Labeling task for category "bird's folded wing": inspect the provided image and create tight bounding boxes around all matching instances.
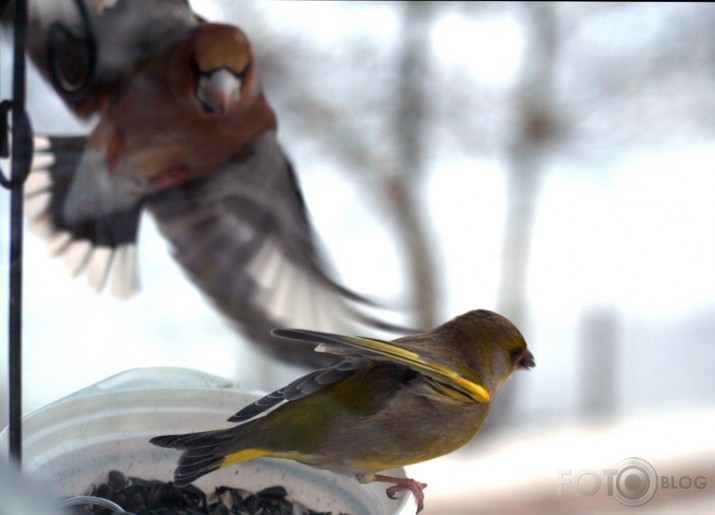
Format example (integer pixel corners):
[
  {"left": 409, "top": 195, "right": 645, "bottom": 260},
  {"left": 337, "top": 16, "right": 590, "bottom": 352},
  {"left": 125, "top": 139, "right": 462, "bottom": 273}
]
[
  {"left": 227, "top": 359, "right": 359, "bottom": 423},
  {"left": 24, "top": 135, "right": 142, "bottom": 298},
  {"left": 272, "top": 329, "right": 490, "bottom": 403}
]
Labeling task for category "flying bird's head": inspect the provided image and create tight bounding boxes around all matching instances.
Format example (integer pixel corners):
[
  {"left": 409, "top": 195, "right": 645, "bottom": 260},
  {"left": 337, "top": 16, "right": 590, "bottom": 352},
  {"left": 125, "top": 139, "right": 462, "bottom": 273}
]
[{"left": 188, "top": 24, "right": 255, "bottom": 115}]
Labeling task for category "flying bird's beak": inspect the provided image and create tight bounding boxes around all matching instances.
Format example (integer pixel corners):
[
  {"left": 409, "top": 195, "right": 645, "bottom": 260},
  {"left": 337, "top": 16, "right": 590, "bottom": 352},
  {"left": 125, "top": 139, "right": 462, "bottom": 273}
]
[{"left": 197, "top": 68, "right": 241, "bottom": 115}]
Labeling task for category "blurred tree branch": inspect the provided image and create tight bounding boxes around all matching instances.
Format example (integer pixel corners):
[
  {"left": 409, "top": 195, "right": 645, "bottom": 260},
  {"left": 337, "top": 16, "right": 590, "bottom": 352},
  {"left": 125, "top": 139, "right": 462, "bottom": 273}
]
[
  {"left": 491, "top": 2, "right": 560, "bottom": 428},
  {"left": 385, "top": 1, "right": 437, "bottom": 329},
  {"left": 498, "top": 2, "right": 559, "bottom": 326}
]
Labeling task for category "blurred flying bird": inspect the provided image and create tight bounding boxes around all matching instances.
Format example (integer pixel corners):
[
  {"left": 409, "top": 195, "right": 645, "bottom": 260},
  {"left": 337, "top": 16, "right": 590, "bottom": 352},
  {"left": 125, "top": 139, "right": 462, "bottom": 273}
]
[
  {"left": 9, "top": 0, "right": 407, "bottom": 366},
  {"left": 151, "top": 309, "right": 536, "bottom": 513}
]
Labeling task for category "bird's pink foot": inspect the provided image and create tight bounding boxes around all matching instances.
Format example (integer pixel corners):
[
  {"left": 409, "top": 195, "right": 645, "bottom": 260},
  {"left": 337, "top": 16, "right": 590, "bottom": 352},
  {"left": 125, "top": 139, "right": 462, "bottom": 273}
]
[{"left": 373, "top": 474, "right": 428, "bottom": 513}]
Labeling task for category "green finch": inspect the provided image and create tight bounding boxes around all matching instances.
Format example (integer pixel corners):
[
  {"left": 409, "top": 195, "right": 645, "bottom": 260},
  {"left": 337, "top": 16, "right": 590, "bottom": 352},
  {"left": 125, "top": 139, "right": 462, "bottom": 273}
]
[{"left": 150, "top": 309, "right": 535, "bottom": 513}]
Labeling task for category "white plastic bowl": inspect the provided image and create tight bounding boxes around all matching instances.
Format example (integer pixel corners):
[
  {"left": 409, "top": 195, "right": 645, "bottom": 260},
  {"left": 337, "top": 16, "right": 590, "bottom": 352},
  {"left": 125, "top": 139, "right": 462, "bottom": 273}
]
[{"left": 0, "top": 367, "right": 415, "bottom": 514}]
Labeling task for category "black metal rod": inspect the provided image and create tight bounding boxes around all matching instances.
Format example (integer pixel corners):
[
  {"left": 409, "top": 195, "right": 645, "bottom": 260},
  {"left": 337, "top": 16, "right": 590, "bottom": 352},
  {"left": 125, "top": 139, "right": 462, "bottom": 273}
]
[
  {"left": 8, "top": 0, "right": 29, "bottom": 466},
  {"left": 8, "top": 164, "right": 24, "bottom": 466},
  {"left": 3, "top": 0, "right": 93, "bottom": 466}
]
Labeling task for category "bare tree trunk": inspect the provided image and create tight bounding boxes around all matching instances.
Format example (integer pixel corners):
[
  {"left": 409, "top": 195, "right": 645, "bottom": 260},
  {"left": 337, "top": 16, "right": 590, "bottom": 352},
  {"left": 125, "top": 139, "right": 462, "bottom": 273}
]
[
  {"left": 491, "top": 2, "right": 559, "bottom": 428},
  {"left": 384, "top": 1, "right": 438, "bottom": 330},
  {"left": 499, "top": 2, "right": 558, "bottom": 327}
]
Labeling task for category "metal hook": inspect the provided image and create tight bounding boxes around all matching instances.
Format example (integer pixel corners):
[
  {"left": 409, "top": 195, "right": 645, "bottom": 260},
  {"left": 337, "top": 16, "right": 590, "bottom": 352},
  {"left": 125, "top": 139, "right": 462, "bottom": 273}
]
[
  {"left": 0, "top": 0, "right": 33, "bottom": 191},
  {"left": 46, "top": 0, "right": 97, "bottom": 102},
  {"left": 0, "top": 99, "right": 34, "bottom": 189}
]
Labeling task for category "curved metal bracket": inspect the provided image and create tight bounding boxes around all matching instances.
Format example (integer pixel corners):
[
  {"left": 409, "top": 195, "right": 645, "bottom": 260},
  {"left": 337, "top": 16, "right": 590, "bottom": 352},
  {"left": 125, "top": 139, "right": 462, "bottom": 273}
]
[
  {"left": 46, "top": 0, "right": 97, "bottom": 102},
  {"left": 0, "top": 99, "right": 34, "bottom": 189}
]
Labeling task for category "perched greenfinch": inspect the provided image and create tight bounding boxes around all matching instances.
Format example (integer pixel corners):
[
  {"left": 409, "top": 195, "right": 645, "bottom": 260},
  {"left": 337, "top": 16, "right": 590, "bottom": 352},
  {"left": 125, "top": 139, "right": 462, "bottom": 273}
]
[{"left": 150, "top": 309, "right": 535, "bottom": 513}]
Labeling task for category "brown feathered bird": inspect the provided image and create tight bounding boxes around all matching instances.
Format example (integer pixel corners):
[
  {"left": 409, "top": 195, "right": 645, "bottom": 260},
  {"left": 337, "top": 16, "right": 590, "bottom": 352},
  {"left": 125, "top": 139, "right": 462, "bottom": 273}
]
[{"left": 13, "top": 0, "right": 406, "bottom": 366}]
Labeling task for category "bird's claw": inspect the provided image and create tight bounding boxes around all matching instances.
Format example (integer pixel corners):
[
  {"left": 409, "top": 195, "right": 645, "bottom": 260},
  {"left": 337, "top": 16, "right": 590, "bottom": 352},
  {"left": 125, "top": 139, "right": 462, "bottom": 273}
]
[{"left": 373, "top": 475, "right": 428, "bottom": 513}]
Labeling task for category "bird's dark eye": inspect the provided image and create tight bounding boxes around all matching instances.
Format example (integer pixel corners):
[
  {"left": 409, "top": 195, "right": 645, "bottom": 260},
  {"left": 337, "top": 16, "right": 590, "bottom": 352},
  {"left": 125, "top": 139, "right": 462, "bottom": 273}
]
[
  {"left": 189, "top": 55, "right": 201, "bottom": 77},
  {"left": 510, "top": 349, "right": 522, "bottom": 360}
]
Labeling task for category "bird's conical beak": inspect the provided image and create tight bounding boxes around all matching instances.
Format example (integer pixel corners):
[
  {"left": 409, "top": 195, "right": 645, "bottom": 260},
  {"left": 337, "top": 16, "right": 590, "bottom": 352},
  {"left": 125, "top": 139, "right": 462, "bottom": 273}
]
[
  {"left": 197, "top": 68, "right": 241, "bottom": 115},
  {"left": 517, "top": 349, "right": 535, "bottom": 370}
]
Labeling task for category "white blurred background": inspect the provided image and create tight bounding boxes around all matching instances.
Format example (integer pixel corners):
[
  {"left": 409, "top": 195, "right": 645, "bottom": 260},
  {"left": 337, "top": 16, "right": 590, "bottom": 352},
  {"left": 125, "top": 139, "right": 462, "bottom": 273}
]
[{"left": 2, "top": 2, "right": 715, "bottom": 513}]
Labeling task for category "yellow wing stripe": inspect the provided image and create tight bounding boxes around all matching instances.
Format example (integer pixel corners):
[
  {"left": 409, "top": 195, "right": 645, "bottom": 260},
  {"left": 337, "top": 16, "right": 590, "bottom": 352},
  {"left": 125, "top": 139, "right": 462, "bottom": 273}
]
[
  {"left": 220, "top": 448, "right": 270, "bottom": 468},
  {"left": 453, "top": 375, "right": 490, "bottom": 402},
  {"left": 346, "top": 336, "right": 490, "bottom": 403}
]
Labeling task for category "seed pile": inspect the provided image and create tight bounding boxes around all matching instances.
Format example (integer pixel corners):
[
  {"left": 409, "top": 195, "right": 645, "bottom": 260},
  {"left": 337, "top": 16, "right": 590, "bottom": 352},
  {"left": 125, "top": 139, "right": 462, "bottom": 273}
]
[{"left": 67, "top": 470, "right": 345, "bottom": 515}]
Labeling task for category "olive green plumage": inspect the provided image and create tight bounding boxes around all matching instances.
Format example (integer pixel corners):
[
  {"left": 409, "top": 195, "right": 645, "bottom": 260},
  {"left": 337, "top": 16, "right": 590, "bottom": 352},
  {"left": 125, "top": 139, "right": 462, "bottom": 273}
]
[{"left": 151, "top": 309, "right": 534, "bottom": 512}]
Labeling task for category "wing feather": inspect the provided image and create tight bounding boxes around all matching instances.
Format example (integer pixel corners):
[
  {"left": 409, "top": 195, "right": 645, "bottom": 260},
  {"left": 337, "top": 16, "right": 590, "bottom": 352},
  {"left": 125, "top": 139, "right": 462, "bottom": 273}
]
[
  {"left": 226, "top": 359, "right": 359, "bottom": 424},
  {"left": 147, "top": 132, "right": 410, "bottom": 368},
  {"left": 24, "top": 135, "right": 142, "bottom": 297},
  {"left": 272, "top": 329, "right": 490, "bottom": 403}
]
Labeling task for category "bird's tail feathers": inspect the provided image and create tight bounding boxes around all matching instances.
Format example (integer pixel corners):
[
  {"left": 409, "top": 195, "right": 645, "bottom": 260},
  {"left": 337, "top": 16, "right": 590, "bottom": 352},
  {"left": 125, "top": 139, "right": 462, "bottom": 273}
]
[{"left": 150, "top": 429, "right": 267, "bottom": 487}]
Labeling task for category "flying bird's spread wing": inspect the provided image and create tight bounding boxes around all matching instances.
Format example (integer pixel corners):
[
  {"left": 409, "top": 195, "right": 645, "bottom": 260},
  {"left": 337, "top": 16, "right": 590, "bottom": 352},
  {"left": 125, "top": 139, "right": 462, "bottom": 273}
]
[
  {"left": 147, "top": 131, "right": 405, "bottom": 367},
  {"left": 14, "top": 0, "right": 409, "bottom": 367},
  {"left": 19, "top": 0, "right": 205, "bottom": 298},
  {"left": 24, "top": 135, "right": 142, "bottom": 298}
]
